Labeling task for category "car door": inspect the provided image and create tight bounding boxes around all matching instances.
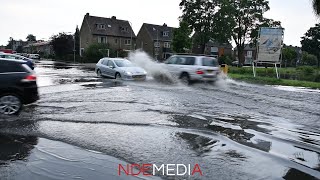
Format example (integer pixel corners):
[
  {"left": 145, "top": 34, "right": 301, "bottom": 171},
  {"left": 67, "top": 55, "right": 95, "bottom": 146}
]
[
  {"left": 165, "top": 56, "right": 178, "bottom": 75},
  {"left": 100, "top": 59, "right": 109, "bottom": 76},
  {"left": 106, "top": 60, "right": 117, "bottom": 78}
]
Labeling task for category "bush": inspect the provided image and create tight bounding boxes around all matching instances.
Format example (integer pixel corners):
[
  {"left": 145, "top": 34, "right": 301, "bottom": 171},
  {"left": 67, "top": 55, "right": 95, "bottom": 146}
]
[{"left": 83, "top": 43, "right": 115, "bottom": 63}]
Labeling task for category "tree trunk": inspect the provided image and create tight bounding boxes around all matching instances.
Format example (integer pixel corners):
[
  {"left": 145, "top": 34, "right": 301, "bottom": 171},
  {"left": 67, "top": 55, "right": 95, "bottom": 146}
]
[{"left": 237, "top": 48, "right": 245, "bottom": 66}]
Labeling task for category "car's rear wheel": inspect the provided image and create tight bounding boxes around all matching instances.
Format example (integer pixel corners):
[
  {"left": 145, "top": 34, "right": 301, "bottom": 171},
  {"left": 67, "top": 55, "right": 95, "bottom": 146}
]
[
  {"left": 0, "top": 94, "right": 22, "bottom": 115},
  {"left": 180, "top": 73, "right": 190, "bottom": 85}
]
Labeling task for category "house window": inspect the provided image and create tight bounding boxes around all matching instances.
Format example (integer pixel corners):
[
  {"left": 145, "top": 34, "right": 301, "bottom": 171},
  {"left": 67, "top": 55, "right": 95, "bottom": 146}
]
[
  {"left": 98, "top": 36, "right": 107, "bottom": 44},
  {"left": 115, "top": 39, "right": 118, "bottom": 44},
  {"left": 164, "top": 42, "right": 170, "bottom": 48},
  {"left": 247, "top": 51, "right": 253, "bottom": 58},
  {"left": 154, "top": 42, "right": 160, "bottom": 47},
  {"left": 97, "top": 24, "right": 106, "bottom": 29},
  {"left": 124, "top": 39, "right": 131, "bottom": 45},
  {"left": 163, "top": 31, "right": 169, "bottom": 37}
]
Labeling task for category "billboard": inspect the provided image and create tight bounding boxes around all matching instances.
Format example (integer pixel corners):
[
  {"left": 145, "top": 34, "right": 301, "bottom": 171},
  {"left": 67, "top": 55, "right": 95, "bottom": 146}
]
[{"left": 257, "top": 27, "right": 284, "bottom": 62}]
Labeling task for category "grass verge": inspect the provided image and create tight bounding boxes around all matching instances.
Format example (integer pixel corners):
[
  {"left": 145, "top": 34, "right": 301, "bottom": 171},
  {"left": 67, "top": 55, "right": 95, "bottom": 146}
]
[{"left": 228, "top": 73, "right": 320, "bottom": 89}]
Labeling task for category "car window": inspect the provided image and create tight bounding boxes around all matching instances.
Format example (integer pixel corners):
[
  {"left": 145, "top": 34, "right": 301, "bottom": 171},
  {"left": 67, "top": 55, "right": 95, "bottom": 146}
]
[
  {"left": 0, "top": 62, "right": 25, "bottom": 73},
  {"left": 166, "top": 57, "right": 177, "bottom": 64},
  {"left": 202, "top": 57, "right": 218, "bottom": 67},
  {"left": 114, "top": 60, "right": 134, "bottom": 67},
  {"left": 107, "top": 60, "right": 115, "bottom": 67},
  {"left": 102, "top": 60, "right": 108, "bottom": 66},
  {"left": 176, "top": 56, "right": 195, "bottom": 65}
]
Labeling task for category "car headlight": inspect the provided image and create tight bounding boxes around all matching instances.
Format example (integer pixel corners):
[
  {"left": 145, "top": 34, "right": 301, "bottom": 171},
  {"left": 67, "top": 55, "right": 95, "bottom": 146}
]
[{"left": 125, "top": 71, "right": 132, "bottom": 75}]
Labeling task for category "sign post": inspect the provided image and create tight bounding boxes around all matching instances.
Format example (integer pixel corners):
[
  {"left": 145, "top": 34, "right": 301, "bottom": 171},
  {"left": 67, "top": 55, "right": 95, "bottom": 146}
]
[{"left": 254, "top": 27, "right": 284, "bottom": 79}]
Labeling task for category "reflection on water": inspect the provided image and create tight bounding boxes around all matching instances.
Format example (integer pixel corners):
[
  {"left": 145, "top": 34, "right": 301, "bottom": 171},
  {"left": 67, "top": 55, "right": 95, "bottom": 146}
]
[
  {"left": 283, "top": 168, "right": 319, "bottom": 180},
  {"left": 0, "top": 134, "right": 38, "bottom": 164}
]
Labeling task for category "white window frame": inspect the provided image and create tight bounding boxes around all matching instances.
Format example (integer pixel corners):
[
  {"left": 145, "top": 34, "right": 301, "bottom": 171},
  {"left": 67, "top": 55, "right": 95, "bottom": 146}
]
[
  {"left": 98, "top": 24, "right": 106, "bottom": 29},
  {"left": 163, "top": 31, "right": 169, "bottom": 37},
  {"left": 124, "top": 39, "right": 131, "bottom": 45},
  {"left": 164, "top": 42, "right": 170, "bottom": 48},
  {"left": 154, "top": 42, "right": 160, "bottom": 48},
  {"left": 247, "top": 51, "right": 253, "bottom": 58},
  {"left": 98, "top": 36, "right": 107, "bottom": 44}
]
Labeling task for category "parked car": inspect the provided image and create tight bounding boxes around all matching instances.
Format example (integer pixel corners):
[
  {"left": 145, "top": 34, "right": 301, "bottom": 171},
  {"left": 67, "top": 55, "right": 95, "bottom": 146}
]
[
  {"left": 164, "top": 55, "right": 220, "bottom": 84},
  {"left": 95, "top": 58, "right": 147, "bottom": 80},
  {"left": 28, "top": 54, "right": 40, "bottom": 60},
  {"left": 0, "top": 58, "right": 39, "bottom": 115},
  {"left": 0, "top": 53, "right": 35, "bottom": 70}
]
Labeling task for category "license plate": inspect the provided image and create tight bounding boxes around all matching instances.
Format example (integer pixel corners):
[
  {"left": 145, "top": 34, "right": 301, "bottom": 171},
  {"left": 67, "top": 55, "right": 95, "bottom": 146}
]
[{"left": 207, "top": 70, "right": 213, "bottom": 73}]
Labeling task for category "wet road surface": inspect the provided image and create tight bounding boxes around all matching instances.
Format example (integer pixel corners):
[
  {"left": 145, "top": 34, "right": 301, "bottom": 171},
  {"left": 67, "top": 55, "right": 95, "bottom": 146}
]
[{"left": 0, "top": 60, "right": 319, "bottom": 180}]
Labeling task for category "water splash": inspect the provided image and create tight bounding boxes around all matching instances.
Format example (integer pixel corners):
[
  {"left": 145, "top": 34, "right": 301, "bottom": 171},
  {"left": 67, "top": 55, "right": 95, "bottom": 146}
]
[{"left": 128, "top": 50, "right": 177, "bottom": 84}]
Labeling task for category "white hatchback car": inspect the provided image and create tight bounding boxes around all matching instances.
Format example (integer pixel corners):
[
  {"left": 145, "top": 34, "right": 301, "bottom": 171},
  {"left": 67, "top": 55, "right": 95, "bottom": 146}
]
[
  {"left": 95, "top": 58, "right": 147, "bottom": 80},
  {"left": 164, "top": 55, "right": 220, "bottom": 84}
]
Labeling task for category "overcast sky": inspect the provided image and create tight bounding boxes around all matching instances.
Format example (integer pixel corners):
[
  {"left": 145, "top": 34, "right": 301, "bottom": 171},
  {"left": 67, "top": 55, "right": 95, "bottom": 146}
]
[{"left": 0, "top": 0, "right": 318, "bottom": 47}]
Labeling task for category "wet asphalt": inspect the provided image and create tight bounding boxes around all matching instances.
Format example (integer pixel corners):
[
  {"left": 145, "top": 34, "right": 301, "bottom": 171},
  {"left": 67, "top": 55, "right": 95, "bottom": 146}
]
[{"left": 0, "top": 60, "right": 319, "bottom": 180}]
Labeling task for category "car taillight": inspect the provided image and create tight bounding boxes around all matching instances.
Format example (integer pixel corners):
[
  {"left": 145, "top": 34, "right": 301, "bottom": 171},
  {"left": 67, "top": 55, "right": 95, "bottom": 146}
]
[
  {"left": 23, "top": 74, "right": 37, "bottom": 81},
  {"left": 196, "top": 70, "right": 204, "bottom": 75}
]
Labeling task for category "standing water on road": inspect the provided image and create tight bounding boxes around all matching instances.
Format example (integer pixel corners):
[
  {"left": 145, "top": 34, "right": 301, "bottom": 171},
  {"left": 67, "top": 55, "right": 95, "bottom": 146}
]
[{"left": 0, "top": 60, "right": 319, "bottom": 180}]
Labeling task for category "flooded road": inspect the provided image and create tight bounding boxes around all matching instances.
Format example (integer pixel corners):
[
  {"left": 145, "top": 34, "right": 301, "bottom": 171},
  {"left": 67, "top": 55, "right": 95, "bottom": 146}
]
[{"left": 0, "top": 60, "right": 319, "bottom": 180}]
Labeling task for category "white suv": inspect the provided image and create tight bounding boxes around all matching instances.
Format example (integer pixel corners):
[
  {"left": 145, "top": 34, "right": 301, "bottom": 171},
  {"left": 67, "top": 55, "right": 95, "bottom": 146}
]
[{"left": 164, "top": 55, "right": 220, "bottom": 84}]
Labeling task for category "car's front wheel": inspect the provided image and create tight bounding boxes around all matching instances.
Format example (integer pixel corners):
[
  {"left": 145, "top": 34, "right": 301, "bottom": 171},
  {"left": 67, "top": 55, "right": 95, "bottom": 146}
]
[
  {"left": 0, "top": 94, "right": 22, "bottom": 115},
  {"left": 97, "top": 69, "right": 102, "bottom": 77},
  {"left": 115, "top": 73, "right": 122, "bottom": 80}
]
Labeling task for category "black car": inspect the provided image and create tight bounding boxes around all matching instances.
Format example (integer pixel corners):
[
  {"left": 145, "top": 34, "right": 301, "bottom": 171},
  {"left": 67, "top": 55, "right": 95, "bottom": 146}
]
[{"left": 0, "top": 58, "right": 39, "bottom": 115}]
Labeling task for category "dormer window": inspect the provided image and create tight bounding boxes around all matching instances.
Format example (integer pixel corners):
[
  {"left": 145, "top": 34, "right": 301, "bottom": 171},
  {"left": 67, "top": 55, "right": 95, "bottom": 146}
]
[
  {"left": 163, "top": 31, "right": 169, "bottom": 37},
  {"left": 97, "top": 24, "right": 106, "bottom": 30}
]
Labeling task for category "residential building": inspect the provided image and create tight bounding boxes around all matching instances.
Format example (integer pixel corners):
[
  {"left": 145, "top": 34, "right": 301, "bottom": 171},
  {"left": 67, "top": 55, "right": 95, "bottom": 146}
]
[
  {"left": 234, "top": 44, "right": 257, "bottom": 64},
  {"left": 136, "top": 23, "right": 175, "bottom": 61},
  {"left": 192, "top": 39, "right": 233, "bottom": 58},
  {"left": 23, "top": 41, "right": 53, "bottom": 56},
  {"left": 79, "top": 13, "right": 136, "bottom": 57}
]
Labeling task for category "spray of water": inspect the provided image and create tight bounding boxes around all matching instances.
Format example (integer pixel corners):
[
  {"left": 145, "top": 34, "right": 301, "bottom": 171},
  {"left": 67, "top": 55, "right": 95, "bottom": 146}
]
[{"left": 128, "top": 50, "right": 177, "bottom": 84}]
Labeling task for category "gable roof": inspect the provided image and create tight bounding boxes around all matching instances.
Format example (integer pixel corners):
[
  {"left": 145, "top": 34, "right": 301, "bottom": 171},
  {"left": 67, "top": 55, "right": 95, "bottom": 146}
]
[
  {"left": 142, "top": 23, "right": 175, "bottom": 41},
  {"left": 84, "top": 13, "right": 136, "bottom": 38}
]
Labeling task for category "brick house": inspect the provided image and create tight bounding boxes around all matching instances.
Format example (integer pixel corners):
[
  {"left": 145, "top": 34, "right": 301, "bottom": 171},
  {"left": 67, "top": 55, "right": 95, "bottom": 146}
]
[
  {"left": 79, "top": 13, "right": 136, "bottom": 56},
  {"left": 136, "top": 23, "right": 175, "bottom": 61},
  {"left": 23, "top": 41, "right": 53, "bottom": 56},
  {"left": 234, "top": 44, "right": 257, "bottom": 65},
  {"left": 192, "top": 39, "right": 233, "bottom": 58}
]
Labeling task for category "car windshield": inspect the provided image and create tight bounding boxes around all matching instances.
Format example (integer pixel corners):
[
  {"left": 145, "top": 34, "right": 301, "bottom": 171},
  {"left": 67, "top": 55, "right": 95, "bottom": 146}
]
[
  {"left": 202, "top": 57, "right": 218, "bottom": 67},
  {"left": 114, "top": 60, "right": 134, "bottom": 67}
]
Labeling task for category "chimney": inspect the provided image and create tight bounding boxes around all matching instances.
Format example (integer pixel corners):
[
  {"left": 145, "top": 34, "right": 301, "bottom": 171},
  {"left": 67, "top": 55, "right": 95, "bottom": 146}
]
[
  {"left": 163, "top": 23, "right": 167, "bottom": 27},
  {"left": 112, "top": 16, "right": 116, "bottom": 20}
]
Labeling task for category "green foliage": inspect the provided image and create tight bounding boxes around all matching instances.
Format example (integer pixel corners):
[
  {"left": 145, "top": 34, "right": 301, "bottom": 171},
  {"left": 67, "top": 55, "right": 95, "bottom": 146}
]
[
  {"left": 301, "top": 23, "right": 320, "bottom": 67},
  {"left": 218, "top": 55, "right": 233, "bottom": 65},
  {"left": 282, "top": 47, "right": 297, "bottom": 67},
  {"left": 179, "top": 0, "right": 281, "bottom": 64},
  {"left": 312, "top": 0, "right": 320, "bottom": 16},
  {"left": 26, "top": 34, "right": 36, "bottom": 42},
  {"left": 50, "top": 33, "right": 74, "bottom": 58},
  {"left": 229, "top": 74, "right": 320, "bottom": 89},
  {"left": 83, "top": 43, "right": 112, "bottom": 63},
  {"left": 172, "top": 21, "right": 192, "bottom": 53},
  {"left": 16, "top": 46, "right": 23, "bottom": 53},
  {"left": 301, "top": 51, "right": 318, "bottom": 66}
]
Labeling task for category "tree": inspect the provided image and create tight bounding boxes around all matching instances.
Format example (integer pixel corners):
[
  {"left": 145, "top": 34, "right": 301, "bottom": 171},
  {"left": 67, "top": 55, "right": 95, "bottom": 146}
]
[
  {"left": 179, "top": 0, "right": 281, "bottom": 65},
  {"left": 219, "top": 0, "right": 281, "bottom": 65},
  {"left": 75, "top": 26, "right": 80, "bottom": 55},
  {"left": 5, "top": 37, "right": 14, "bottom": 49},
  {"left": 26, "top": 34, "right": 36, "bottom": 42},
  {"left": 179, "top": 0, "right": 229, "bottom": 52},
  {"left": 16, "top": 46, "right": 23, "bottom": 53},
  {"left": 312, "top": 0, "right": 320, "bottom": 16},
  {"left": 172, "top": 21, "right": 192, "bottom": 53},
  {"left": 282, "top": 47, "right": 297, "bottom": 67},
  {"left": 302, "top": 52, "right": 318, "bottom": 66},
  {"left": 50, "top": 33, "right": 74, "bottom": 58},
  {"left": 301, "top": 23, "right": 320, "bottom": 67}
]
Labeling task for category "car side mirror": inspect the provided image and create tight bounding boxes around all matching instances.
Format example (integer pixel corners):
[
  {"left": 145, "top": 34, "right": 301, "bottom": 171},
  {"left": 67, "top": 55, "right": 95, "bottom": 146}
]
[{"left": 109, "top": 66, "right": 114, "bottom": 69}]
